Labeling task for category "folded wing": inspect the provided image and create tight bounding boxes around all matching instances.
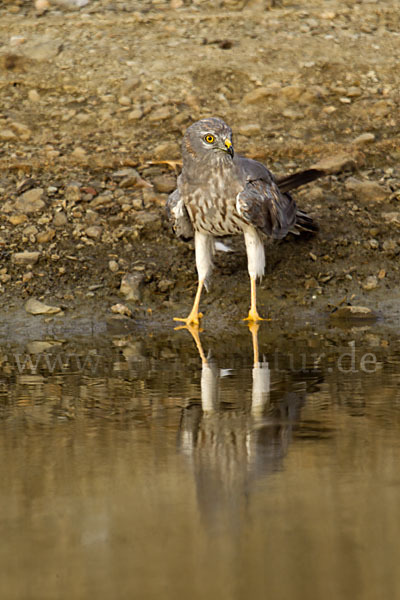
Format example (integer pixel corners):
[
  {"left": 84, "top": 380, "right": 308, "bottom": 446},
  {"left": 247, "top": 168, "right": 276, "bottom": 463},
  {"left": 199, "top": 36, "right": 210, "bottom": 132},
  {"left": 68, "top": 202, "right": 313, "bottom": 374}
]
[{"left": 236, "top": 160, "right": 297, "bottom": 239}]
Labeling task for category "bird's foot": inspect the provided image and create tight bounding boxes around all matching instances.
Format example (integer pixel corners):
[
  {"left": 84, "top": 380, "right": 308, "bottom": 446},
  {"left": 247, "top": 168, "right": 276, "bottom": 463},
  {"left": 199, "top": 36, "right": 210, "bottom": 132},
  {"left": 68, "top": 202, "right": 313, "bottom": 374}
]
[
  {"left": 243, "top": 308, "right": 270, "bottom": 323},
  {"left": 173, "top": 312, "right": 204, "bottom": 328}
]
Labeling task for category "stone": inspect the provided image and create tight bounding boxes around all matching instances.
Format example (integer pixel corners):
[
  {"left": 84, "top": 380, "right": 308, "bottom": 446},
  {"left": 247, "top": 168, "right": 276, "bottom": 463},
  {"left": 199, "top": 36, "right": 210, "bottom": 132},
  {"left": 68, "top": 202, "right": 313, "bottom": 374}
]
[
  {"left": 37, "top": 228, "right": 55, "bottom": 243},
  {"left": 71, "top": 147, "right": 87, "bottom": 163},
  {"left": 10, "top": 35, "right": 26, "bottom": 46},
  {"left": 312, "top": 153, "right": 357, "bottom": 174},
  {"left": 118, "top": 96, "right": 131, "bottom": 106},
  {"left": 110, "top": 303, "right": 133, "bottom": 318},
  {"left": 120, "top": 176, "right": 142, "bottom": 189},
  {"left": 238, "top": 123, "right": 261, "bottom": 137},
  {"left": 306, "top": 186, "right": 325, "bottom": 202},
  {"left": 28, "top": 89, "right": 40, "bottom": 102},
  {"left": 382, "top": 239, "right": 397, "bottom": 253},
  {"left": 353, "top": 132, "right": 375, "bottom": 145},
  {"left": 383, "top": 212, "right": 400, "bottom": 225},
  {"left": 322, "top": 106, "right": 336, "bottom": 114},
  {"left": 25, "top": 298, "right": 61, "bottom": 315},
  {"left": 152, "top": 175, "right": 176, "bottom": 194},
  {"left": 113, "top": 168, "right": 139, "bottom": 180},
  {"left": 346, "top": 87, "right": 362, "bottom": 97},
  {"left": 128, "top": 109, "right": 143, "bottom": 121},
  {"left": 85, "top": 226, "right": 103, "bottom": 239},
  {"left": 12, "top": 251, "right": 40, "bottom": 265},
  {"left": 26, "top": 341, "right": 61, "bottom": 353},
  {"left": 24, "top": 39, "right": 62, "bottom": 62},
  {"left": 109, "top": 260, "right": 119, "bottom": 273},
  {"left": 134, "top": 211, "right": 162, "bottom": 232},
  {"left": 241, "top": 87, "right": 275, "bottom": 105},
  {"left": 15, "top": 188, "right": 45, "bottom": 213},
  {"left": 64, "top": 184, "right": 81, "bottom": 202},
  {"left": 121, "top": 76, "right": 141, "bottom": 94},
  {"left": 34, "top": 0, "right": 50, "bottom": 13},
  {"left": 280, "top": 85, "right": 305, "bottom": 101},
  {"left": 132, "top": 198, "right": 144, "bottom": 211},
  {"left": 362, "top": 276, "right": 378, "bottom": 291},
  {"left": 85, "top": 209, "right": 99, "bottom": 225},
  {"left": 345, "top": 178, "right": 389, "bottom": 203},
  {"left": 158, "top": 279, "right": 174, "bottom": 292},
  {"left": 0, "top": 271, "right": 11, "bottom": 283},
  {"left": 90, "top": 194, "right": 112, "bottom": 209},
  {"left": 321, "top": 11, "right": 336, "bottom": 19},
  {"left": 53, "top": 212, "right": 67, "bottom": 227},
  {"left": 10, "top": 121, "right": 32, "bottom": 140},
  {"left": 282, "top": 108, "right": 304, "bottom": 120},
  {"left": 120, "top": 273, "right": 144, "bottom": 302},
  {"left": 330, "top": 305, "right": 378, "bottom": 322},
  {"left": 148, "top": 106, "right": 172, "bottom": 122},
  {"left": 23, "top": 225, "right": 38, "bottom": 236},
  {"left": 378, "top": 269, "right": 386, "bottom": 279},
  {"left": 0, "top": 129, "right": 17, "bottom": 141},
  {"left": 8, "top": 214, "right": 28, "bottom": 225},
  {"left": 153, "top": 141, "right": 179, "bottom": 160},
  {"left": 369, "top": 100, "right": 391, "bottom": 118}
]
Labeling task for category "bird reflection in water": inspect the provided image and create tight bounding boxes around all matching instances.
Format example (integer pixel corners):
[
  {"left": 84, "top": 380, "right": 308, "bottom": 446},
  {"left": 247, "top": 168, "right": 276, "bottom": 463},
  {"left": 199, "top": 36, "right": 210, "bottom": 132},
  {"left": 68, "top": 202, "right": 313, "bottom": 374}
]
[{"left": 177, "top": 324, "right": 308, "bottom": 527}]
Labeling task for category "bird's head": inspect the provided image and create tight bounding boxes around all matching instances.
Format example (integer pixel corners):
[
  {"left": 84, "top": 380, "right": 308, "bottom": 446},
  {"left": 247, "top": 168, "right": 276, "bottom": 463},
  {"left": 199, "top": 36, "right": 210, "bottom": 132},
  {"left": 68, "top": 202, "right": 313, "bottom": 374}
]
[{"left": 182, "top": 118, "right": 234, "bottom": 164}]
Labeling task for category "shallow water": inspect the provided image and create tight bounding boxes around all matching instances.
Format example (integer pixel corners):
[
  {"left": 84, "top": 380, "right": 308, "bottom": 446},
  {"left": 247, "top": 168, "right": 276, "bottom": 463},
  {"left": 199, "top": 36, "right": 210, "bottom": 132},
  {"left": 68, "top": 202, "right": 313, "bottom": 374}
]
[{"left": 1, "top": 320, "right": 400, "bottom": 600}]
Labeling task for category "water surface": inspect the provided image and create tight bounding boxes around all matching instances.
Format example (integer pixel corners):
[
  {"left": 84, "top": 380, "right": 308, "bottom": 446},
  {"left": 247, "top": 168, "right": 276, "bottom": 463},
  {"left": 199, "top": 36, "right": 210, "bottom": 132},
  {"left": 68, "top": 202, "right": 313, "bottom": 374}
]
[{"left": 1, "top": 320, "right": 400, "bottom": 600}]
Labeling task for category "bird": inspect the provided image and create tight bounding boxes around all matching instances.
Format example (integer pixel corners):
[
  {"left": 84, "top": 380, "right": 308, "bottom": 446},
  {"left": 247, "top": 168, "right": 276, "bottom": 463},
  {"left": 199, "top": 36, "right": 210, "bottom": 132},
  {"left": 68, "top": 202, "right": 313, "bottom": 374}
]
[{"left": 166, "top": 117, "right": 324, "bottom": 325}]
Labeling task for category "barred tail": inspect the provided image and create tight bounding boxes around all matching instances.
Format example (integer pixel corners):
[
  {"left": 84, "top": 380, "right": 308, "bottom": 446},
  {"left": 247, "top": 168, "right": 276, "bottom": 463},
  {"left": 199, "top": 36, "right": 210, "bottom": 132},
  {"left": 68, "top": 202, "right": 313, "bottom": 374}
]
[
  {"left": 277, "top": 168, "right": 326, "bottom": 193},
  {"left": 294, "top": 209, "right": 319, "bottom": 233}
]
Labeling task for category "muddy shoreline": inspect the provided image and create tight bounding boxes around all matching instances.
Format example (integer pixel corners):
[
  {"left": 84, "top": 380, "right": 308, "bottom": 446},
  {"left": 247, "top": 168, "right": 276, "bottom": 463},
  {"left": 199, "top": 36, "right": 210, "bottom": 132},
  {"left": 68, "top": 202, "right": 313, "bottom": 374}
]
[{"left": 0, "top": 0, "right": 399, "bottom": 334}]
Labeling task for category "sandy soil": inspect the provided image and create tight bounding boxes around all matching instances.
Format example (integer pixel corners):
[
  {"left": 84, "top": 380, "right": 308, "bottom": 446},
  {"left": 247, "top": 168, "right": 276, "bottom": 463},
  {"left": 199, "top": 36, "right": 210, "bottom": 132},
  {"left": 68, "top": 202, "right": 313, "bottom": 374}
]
[{"left": 0, "top": 0, "right": 399, "bottom": 329}]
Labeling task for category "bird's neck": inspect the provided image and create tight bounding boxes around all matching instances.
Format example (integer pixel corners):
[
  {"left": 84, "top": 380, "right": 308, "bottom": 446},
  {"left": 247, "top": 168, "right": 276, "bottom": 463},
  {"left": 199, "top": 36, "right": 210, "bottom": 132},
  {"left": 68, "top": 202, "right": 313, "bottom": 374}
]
[{"left": 183, "top": 153, "right": 234, "bottom": 184}]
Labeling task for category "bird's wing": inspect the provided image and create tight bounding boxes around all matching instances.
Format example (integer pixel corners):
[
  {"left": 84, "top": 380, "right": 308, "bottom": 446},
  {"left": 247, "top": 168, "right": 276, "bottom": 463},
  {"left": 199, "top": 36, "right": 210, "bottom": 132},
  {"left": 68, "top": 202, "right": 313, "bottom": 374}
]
[
  {"left": 166, "top": 187, "right": 193, "bottom": 240},
  {"left": 235, "top": 156, "right": 297, "bottom": 239}
]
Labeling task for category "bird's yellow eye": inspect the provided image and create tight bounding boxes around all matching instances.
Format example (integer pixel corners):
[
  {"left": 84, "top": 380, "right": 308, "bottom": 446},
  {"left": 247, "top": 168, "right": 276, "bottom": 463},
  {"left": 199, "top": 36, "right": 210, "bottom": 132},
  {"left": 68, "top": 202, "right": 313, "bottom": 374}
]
[{"left": 204, "top": 134, "right": 215, "bottom": 144}]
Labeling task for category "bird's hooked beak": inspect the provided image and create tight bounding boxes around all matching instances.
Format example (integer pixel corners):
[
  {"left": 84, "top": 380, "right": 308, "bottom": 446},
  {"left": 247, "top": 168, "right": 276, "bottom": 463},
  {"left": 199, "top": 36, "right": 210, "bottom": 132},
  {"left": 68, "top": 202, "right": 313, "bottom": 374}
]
[{"left": 224, "top": 138, "right": 234, "bottom": 157}]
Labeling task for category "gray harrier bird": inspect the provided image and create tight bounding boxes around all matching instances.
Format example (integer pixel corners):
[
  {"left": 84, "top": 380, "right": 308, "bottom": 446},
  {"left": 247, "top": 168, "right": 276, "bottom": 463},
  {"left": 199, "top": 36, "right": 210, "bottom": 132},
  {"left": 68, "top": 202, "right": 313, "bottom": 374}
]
[{"left": 167, "top": 117, "right": 323, "bottom": 325}]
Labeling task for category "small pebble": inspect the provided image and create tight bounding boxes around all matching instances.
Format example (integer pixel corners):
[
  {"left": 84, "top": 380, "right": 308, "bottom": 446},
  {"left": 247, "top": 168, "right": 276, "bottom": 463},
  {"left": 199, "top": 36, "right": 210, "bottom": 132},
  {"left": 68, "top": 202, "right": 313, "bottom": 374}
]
[
  {"left": 353, "top": 132, "right": 375, "bottom": 145},
  {"left": 109, "top": 260, "right": 119, "bottom": 273},
  {"left": 331, "top": 305, "right": 377, "bottom": 322},
  {"left": 85, "top": 226, "right": 103, "bottom": 239},
  {"left": 15, "top": 188, "right": 45, "bottom": 214},
  {"left": 110, "top": 303, "right": 132, "bottom": 318},
  {"left": 25, "top": 298, "right": 61, "bottom": 315},
  {"left": 363, "top": 276, "right": 378, "bottom": 291},
  {"left": 28, "top": 90, "right": 40, "bottom": 103},
  {"left": 120, "top": 272, "right": 144, "bottom": 302},
  {"left": 53, "top": 212, "right": 67, "bottom": 227},
  {"left": 12, "top": 251, "right": 41, "bottom": 265}
]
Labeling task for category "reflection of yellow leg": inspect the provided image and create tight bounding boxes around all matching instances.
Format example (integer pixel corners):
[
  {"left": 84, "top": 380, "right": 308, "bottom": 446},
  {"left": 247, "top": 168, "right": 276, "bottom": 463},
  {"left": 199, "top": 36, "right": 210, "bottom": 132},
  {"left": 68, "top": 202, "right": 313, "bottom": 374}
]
[
  {"left": 243, "top": 276, "right": 268, "bottom": 322},
  {"left": 247, "top": 321, "right": 260, "bottom": 367},
  {"left": 174, "top": 278, "right": 204, "bottom": 327},
  {"left": 177, "top": 322, "right": 208, "bottom": 364}
]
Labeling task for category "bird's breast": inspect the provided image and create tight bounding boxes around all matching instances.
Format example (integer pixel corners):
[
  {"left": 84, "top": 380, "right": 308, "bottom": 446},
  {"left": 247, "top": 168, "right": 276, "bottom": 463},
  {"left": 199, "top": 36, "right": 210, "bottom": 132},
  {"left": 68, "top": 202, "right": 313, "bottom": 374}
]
[{"left": 181, "top": 171, "right": 244, "bottom": 236}]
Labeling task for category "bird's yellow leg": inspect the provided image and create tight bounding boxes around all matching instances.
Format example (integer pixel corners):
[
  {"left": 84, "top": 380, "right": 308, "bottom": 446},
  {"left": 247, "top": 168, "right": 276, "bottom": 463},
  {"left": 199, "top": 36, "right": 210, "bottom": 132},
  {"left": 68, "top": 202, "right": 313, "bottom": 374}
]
[
  {"left": 243, "top": 276, "right": 268, "bottom": 322},
  {"left": 174, "top": 278, "right": 204, "bottom": 326}
]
